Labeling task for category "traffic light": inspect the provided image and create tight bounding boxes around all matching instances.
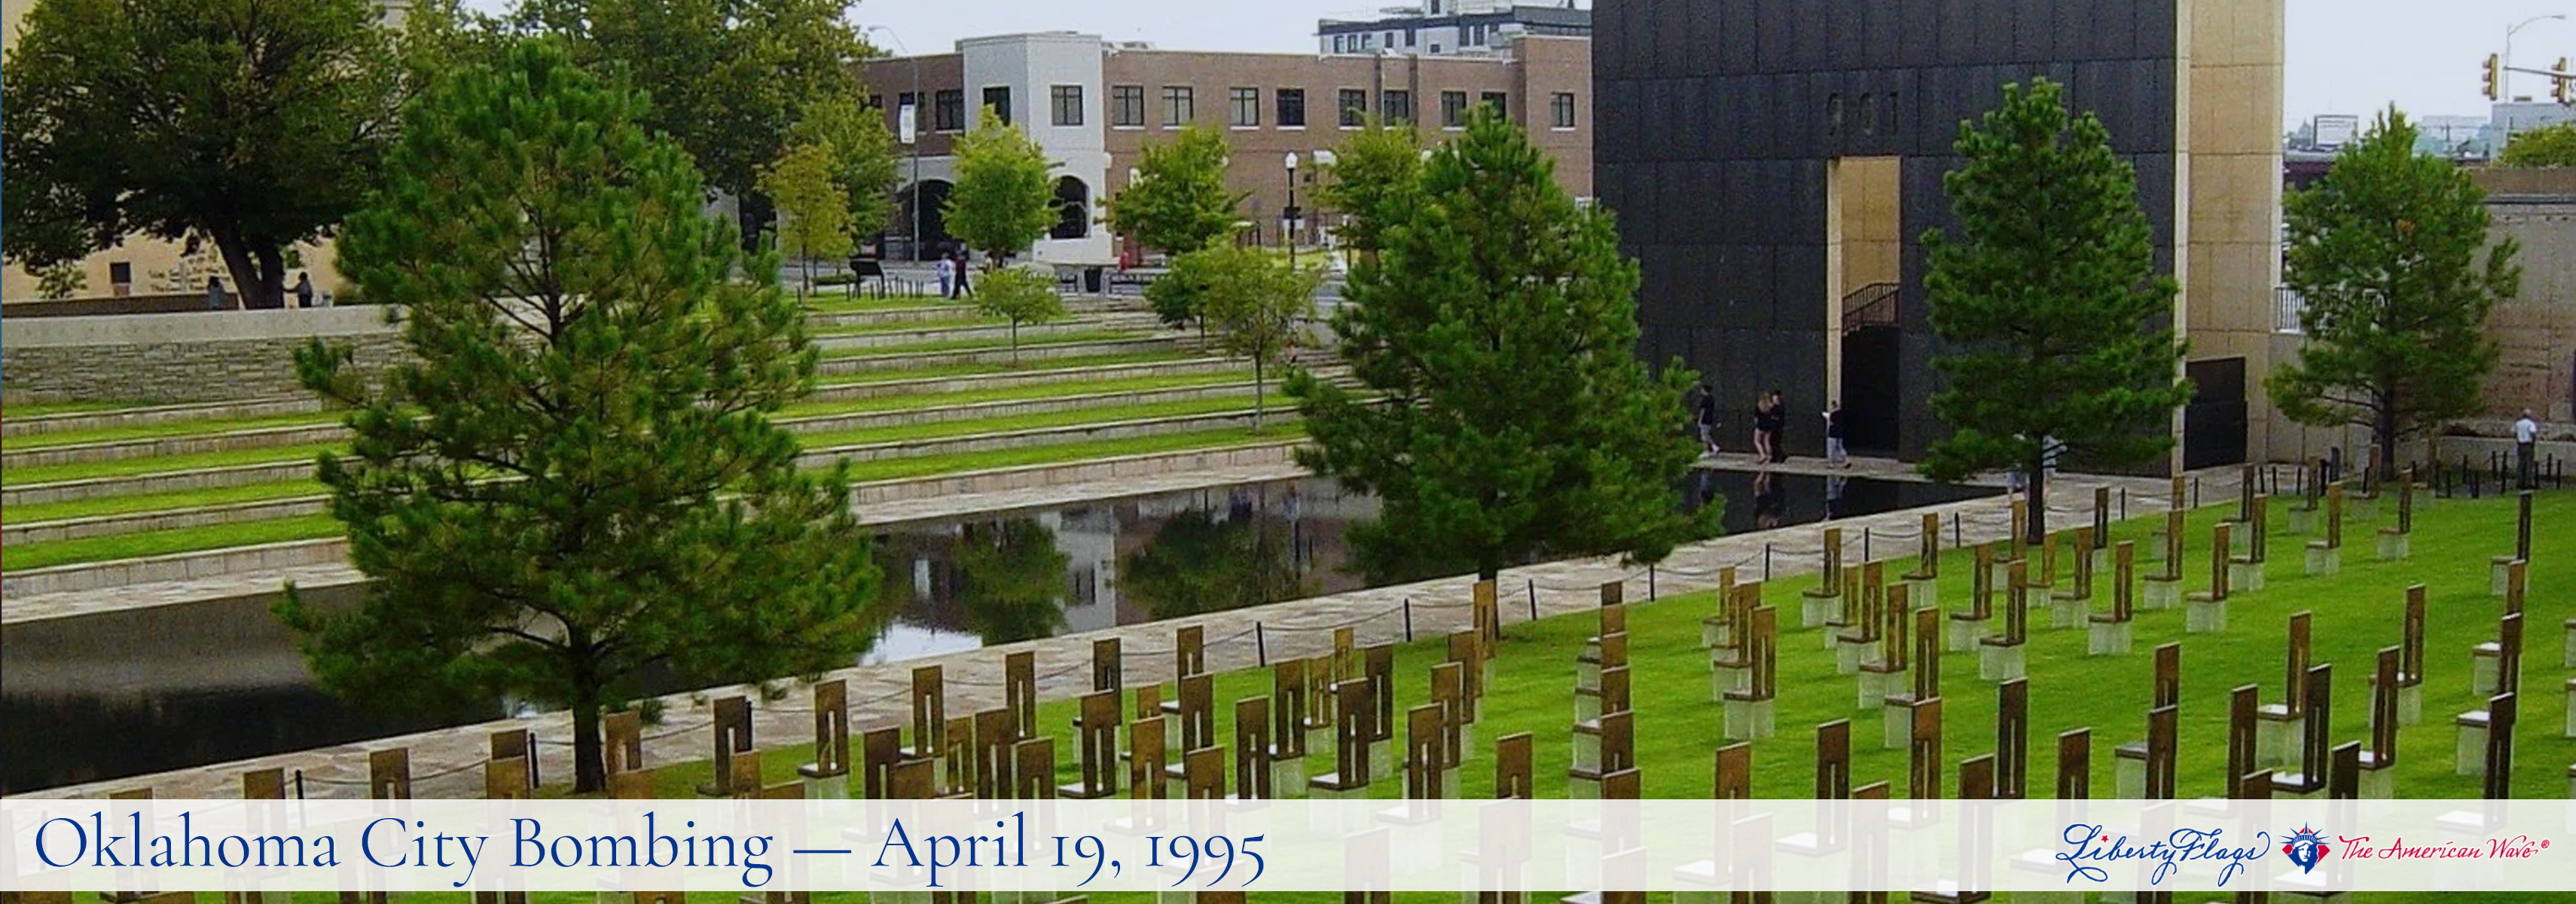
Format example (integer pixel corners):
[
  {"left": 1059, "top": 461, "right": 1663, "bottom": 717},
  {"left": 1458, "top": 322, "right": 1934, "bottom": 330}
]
[
  {"left": 2483, "top": 53, "right": 2502, "bottom": 101},
  {"left": 2556, "top": 58, "right": 2571, "bottom": 105}
]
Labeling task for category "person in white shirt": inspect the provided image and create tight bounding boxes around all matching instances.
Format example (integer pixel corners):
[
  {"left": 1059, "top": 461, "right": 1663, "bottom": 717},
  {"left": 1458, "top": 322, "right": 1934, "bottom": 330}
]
[{"left": 2515, "top": 409, "right": 2539, "bottom": 490}]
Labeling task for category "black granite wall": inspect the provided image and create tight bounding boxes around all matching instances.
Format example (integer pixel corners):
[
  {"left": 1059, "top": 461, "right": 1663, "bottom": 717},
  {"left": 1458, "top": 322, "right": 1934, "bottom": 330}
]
[{"left": 1596, "top": 0, "right": 2184, "bottom": 459}]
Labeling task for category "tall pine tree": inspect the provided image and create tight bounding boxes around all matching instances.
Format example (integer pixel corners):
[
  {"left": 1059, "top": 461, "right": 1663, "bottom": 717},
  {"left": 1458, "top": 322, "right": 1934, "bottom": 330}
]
[
  {"left": 1287, "top": 109, "right": 1713, "bottom": 584},
  {"left": 282, "top": 41, "right": 882, "bottom": 793},
  {"left": 1918, "top": 79, "right": 2191, "bottom": 545},
  {"left": 2268, "top": 108, "right": 2518, "bottom": 478}
]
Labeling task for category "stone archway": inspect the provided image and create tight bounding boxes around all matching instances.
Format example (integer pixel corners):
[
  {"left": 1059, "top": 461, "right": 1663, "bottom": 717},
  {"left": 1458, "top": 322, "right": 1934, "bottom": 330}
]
[{"left": 1051, "top": 176, "right": 1091, "bottom": 240}]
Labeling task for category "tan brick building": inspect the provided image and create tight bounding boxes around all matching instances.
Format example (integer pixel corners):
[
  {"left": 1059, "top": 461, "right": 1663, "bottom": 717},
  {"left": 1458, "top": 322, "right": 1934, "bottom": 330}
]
[{"left": 857, "top": 32, "right": 1591, "bottom": 264}]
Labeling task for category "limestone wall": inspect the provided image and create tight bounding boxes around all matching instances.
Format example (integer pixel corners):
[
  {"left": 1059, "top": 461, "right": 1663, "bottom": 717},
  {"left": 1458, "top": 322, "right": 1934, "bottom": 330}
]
[
  {"left": 2474, "top": 169, "right": 2576, "bottom": 422},
  {"left": 0, "top": 307, "right": 404, "bottom": 405}
]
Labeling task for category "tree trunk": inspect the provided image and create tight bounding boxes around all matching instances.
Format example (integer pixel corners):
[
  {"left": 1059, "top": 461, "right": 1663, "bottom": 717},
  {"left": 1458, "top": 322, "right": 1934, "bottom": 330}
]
[
  {"left": 211, "top": 234, "right": 287, "bottom": 310},
  {"left": 2025, "top": 457, "right": 2047, "bottom": 549},
  {"left": 1253, "top": 356, "right": 1266, "bottom": 433},
  {"left": 1009, "top": 320, "right": 1020, "bottom": 366},
  {"left": 571, "top": 695, "right": 605, "bottom": 794},
  {"left": 2376, "top": 408, "right": 2401, "bottom": 485}
]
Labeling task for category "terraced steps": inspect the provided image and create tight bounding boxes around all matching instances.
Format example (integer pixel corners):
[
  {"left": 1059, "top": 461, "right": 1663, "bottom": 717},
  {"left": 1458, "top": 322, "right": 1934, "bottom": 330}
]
[
  {"left": 0, "top": 420, "right": 1310, "bottom": 577},
  {"left": 2, "top": 373, "right": 1351, "bottom": 545},
  {"left": 810, "top": 317, "right": 1161, "bottom": 353},
  {"left": 817, "top": 334, "right": 1192, "bottom": 373}
]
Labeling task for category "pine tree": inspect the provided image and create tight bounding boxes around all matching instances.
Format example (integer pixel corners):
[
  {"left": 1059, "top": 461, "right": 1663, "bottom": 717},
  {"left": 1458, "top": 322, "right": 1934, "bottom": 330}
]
[
  {"left": 2269, "top": 108, "right": 2519, "bottom": 478},
  {"left": 1287, "top": 109, "right": 1713, "bottom": 584},
  {"left": 1918, "top": 79, "right": 2192, "bottom": 546},
  {"left": 282, "top": 41, "right": 882, "bottom": 793},
  {"left": 943, "top": 108, "right": 1059, "bottom": 270},
  {"left": 762, "top": 140, "right": 856, "bottom": 300}
]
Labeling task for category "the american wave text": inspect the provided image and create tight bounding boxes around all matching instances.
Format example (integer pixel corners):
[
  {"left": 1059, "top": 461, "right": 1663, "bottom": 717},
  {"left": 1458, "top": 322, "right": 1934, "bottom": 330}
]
[{"left": 28, "top": 811, "right": 1265, "bottom": 890}]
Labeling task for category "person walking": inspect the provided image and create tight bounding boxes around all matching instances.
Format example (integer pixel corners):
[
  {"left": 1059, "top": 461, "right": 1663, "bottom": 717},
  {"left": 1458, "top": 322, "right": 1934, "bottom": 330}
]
[
  {"left": 1824, "top": 400, "right": 1849, "bottom": 469},
  {"left": 935, "top": 253, "right": 955, "bottom": 299},
  {"left": 1750, "top": 392, "right": 1774, "bottom": 463},
  {"left": 949, "top": 249, "right": 974, "bottom": 299},
  {"left": 204, "top": 276, "right": 228, "bottom": 311},
  {"left": 2516, "top": 408, "right": 2540, "bottom": 490},
  {"left": 1693, "top": 382, "right": 1722, "bottom": 458},
  {"left": 293, "top": 273, "right": 316, "bottom": 309},
  {"left": 1766, "top": 389, "right": 1790, "bottom": 463}
]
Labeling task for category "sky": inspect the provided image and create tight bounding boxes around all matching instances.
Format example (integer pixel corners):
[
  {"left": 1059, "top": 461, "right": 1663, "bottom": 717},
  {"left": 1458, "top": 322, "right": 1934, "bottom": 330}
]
[{"left": 463, "top": 0, "right": 2576, "bottom": 128}]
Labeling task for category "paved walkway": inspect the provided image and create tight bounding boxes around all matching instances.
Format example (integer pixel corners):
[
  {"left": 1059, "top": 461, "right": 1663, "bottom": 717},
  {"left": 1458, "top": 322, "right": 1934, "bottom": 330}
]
[
  {"left": 0, "top": 462, "right": 1313, "bottom": 626},
  {"left": 19, "top": 457, "right": 2227, "bottom": 800}
]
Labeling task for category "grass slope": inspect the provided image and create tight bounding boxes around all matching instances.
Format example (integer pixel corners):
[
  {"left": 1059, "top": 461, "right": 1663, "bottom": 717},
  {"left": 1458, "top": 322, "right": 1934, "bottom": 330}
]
[
  {"left": 1, "top": 427, "right": 1305, "bottom": 573},
  {"left": 502, "top": 490, "right": 2568, "bottom": 904}
]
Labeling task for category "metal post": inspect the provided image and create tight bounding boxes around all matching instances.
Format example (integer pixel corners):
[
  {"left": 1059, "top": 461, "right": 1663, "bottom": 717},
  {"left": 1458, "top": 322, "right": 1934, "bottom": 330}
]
[
  {"left": 1255, "top": 622, "right": 1267, "bottom": 666},
  {"left": 1765, "top": 542, "right": 1774, "bottom": 580},
  {"left": 1863, "top": 527, "right": 1872, "bottom": 563},
  {"left": 1402, "top": 597, "right": 1414, "bottom": 642}
]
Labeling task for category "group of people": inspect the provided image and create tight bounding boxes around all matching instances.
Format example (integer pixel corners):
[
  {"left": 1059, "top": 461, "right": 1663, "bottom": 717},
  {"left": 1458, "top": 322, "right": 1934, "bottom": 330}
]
[
  {"left": 203, "top": 273, "right": 322, "bottom": 310},
  {"left": 1691, "top": 386, "right": 1849, "bottom": 469},
  {"left": 932, "top": 249, "right": 974, "bottom": 300}
]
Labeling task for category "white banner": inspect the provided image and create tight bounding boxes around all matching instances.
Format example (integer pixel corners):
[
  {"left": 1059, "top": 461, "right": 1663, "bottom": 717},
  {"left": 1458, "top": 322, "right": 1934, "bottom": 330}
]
[
  {"left": 899, "top": 103, "right": 918, "bottom": 145},
  {"left": 4, "top": 799, "right": 2567, "bottom": 893}
]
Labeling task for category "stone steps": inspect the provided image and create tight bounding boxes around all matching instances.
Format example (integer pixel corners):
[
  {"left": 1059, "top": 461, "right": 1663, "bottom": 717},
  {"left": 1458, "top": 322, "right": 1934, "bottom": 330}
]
[
  {"left": 1, "top": 376, "right": 1348, "bottom": 546},
  {"left": 0, "top": 432, "right": 1311, "bottom": 602},
  {"left": 800, "top": 297, "right": 1143, "bottom": 331},
  {"left": 810, "top": 315, "right": 1162, "bottom": 352},
  {"left": 819, "top": 335, "right": 1194, "bottom": 374},
  {"left": 2, "top": 398, "right": 328, "bottom": 439}
]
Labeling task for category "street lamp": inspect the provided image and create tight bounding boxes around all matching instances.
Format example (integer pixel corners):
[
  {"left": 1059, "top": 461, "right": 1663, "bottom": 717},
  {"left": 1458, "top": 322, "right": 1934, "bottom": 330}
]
[
  {"left": 2507, "top": 14, "right": 2568, "bottom": 100},
  {"left": 1283, "top": 152, "right": 1302, "bottom": 270},
  {"left": 865, "top": 25, "right": 926, "bottom": 261}
]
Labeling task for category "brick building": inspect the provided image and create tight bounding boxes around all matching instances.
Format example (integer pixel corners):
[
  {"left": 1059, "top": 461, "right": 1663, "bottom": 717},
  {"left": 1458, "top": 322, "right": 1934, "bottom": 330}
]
[{"left": 857, "top": 31, "right": 1592, "bottom": 264}]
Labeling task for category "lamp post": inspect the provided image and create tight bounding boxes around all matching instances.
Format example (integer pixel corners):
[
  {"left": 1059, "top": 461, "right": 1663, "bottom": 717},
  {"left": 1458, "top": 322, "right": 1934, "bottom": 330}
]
[
  {"left": 2507, "top": 14, "right": 2568, "bottom": 100},
  {"left": 866, "top": 25, "right": 926, "bottom": 261},
  {"left": 1283, "top": 152, "right": 1302, "bottom": 270}
]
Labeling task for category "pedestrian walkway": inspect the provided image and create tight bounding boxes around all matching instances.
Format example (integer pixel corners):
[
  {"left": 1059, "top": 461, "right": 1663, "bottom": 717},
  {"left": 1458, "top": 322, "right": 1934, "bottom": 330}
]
[{"left": 20, "top": 459, "right": 2226, "bottom": 800}]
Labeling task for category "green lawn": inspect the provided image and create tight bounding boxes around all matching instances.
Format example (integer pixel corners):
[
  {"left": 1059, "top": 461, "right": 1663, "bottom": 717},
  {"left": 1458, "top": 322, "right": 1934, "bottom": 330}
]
[
  {"left": 0, "top": 513, "right": 344, "bottom": 572},
  {"left": 800, "top": 293, "right": 955, "bottom": 315},
  {"left": 2, "top": 399, "right": 162, "bottom": 417},
  {"left": 5, "top": 378, "right": 1265, "bottom": 524},
  {"left": 780, "top": 371, "right": 1249, "bottom": 417},
  {"left": 2, "top": 409, "right": 338, "bottom": 450},
  {"left": 810, "top": 313, "right": 1009, "bottom": 335},
  {"left": 2, "top": 478, "right": 333, "bottom": 524},
  {"left": 0, "top": 427, "right": 1304, "bottom": 572},
  {"left": 816, "top": 351, "right": 1213, "bottom": 386},
  {"left": 563, "top": 489, "right": 2571, "bottom": 873},
  {"left": 2, "top": 441, "right": 337, "bottom": 487},
  {"left": 822, "top": 329, "right": 1155, "bottom": 360},
  {"left": 793, "top": 397, "right": 1261, "bottom": 450}
]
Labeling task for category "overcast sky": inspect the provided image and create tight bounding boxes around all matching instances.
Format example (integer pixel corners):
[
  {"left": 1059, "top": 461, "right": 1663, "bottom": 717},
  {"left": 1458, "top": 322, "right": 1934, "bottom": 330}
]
[{"left": 469, "top": 0, "right": 2576, "bottom": 127}]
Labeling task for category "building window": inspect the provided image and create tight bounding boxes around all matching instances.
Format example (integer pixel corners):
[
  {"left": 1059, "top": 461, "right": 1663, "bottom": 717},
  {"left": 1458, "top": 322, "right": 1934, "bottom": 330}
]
[
  {"left": 1406, "top": 29, "right": 1418, "bottom": 47},
  {"left": 983, "top": 86, "right": 1012, "bottom": 126},
  {"left": 1051, "top": 84, "right": 1084, "bottom": 127},
  {"left": 866, "top": 93, "right": 883, "bottom": 111},
  {"left": 1333, "top": 35, "right": 1345, "bottom": 53},
  {"left": 1440, "top": 90, "right": 1469, "bottom": 127},
  {"left": 1826, "top": 93, "right": 1844, "bottom": 137},
  {"left": 1161, "top": 86, "right": 1195, "bottom": 127},
  {"left": 1277, "top": 88, "right": 1307, "bottom": 127},
  {"left": 108, "top": 261, "right": 133, "bottom": 286},
  {"left": 1230, "top": 87, "right": 1260, "bottom": 127},
  {"left": 1381, "top": 89, "right": 1412, "bottom": 124},
  {"left": 1385, "top": 32, "right": 1397, "bottom": 49},
  {"left": 934, "top": 89, "right": 965, "bottom": 131},
  {"left": 1112, "top": 85, "right": 1146, "bottom": 127},
  {"left": 1481, "top": 91, "right": 1509, "bottom": 118},
  {"left": 1338, "top": 89, "right": 1368, "bottom": 127},
  {"left": 1549, "top": 91, "right": 1576, "bottom": 129},
  {"left": 1858, "top": 93, "right": 1876, "bottom": 136}
]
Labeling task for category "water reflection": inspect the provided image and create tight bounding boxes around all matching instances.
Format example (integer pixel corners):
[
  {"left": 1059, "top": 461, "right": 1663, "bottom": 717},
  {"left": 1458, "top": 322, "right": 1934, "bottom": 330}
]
[{"left": 2, "top": 470, "right": 1987, "bottom": 792}]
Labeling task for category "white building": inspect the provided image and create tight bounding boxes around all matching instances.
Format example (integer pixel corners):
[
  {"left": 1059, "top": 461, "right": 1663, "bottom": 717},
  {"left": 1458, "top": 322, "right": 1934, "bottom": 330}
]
[{"left": 1317, "top": 1, "right": 1589, "bottom": 57}]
